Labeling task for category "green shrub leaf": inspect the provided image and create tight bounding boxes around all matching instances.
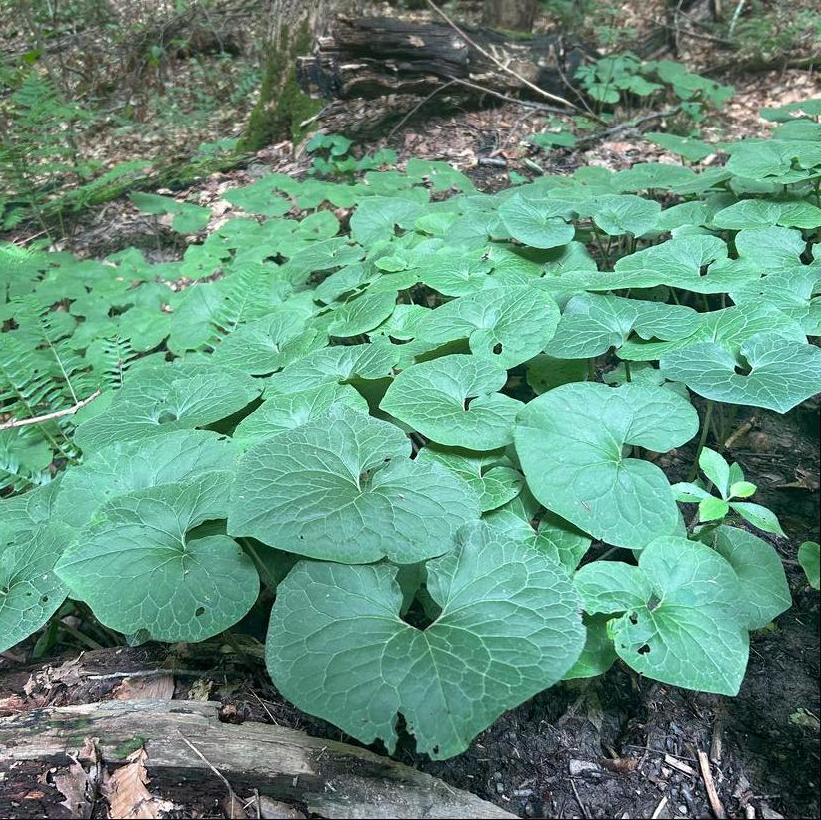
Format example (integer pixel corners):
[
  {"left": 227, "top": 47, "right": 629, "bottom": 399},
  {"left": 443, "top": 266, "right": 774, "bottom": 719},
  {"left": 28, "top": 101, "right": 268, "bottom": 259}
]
[
  {"left": 380, "top": 355, "right": 522, "bottom": 450},
  {"left": 515, "top": 383, "right": 698, "bottom": 549},
  {"left": 228, "top": 406, "right": 480, "bottom": 563},
  {"left": 575, "top": 537, "right": 749, "bottom": 694},
  {"left": 56, "top": 471, "right": 258, "bottom": 642},
  {"left": 265, "top": 521, "right": 585, "bottom": 758}
]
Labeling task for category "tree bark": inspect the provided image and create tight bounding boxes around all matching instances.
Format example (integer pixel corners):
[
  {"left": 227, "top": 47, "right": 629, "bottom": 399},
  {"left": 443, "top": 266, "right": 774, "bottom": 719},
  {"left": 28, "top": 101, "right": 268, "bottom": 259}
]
[
  {"left": 0, "top": 699, "right": 516, "bottom": 819},
  {"left": 298, "top": 17, "right": 590, "bottom": 105},
  {"left": 482, "top": 0, "right": 537, "bottom": 32},
  {"left": 240, "top": 0, "right": 333, "bottom": 150}
]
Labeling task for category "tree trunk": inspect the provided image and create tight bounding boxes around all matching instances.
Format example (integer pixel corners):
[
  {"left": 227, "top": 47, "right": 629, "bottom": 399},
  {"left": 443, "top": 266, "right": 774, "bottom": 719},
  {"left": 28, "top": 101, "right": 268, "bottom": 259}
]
[
  {"left": 482, "top": 0, "right": 537, "bottom": 32},
  {"left": 297, "top": 17, "right": 590, "bottom": 104},
  {"left": 0, "top": 699, "right": 517, "bottom": 819},
  {"left": 239, "top": 0, "right": 332, "bottom": 150}
]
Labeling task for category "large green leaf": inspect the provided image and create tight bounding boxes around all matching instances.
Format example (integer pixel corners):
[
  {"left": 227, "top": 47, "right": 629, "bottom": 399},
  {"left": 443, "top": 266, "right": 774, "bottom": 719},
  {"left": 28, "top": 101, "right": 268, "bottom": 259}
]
[
  {"left": 415, "top": 445, "right": 523, "bottom": 513},
  {"left": 265, "top": 343, "right": 399, "bottom": 395},
  {"left": 265, "top": 522, "right": 585, "bottom": 758},
  {"left": 708, "top": 526, "right": 791, "bottom": 629},
  {"left": 0, "top": 523, "right": 71, "bottom": 653},
  {"left": 232, "top": 384, "right": 369, "bottom": 449},
  {"left": 54, "top": 430, "right": 237, "bottom": 531},
  {"left": 56, "top": 472, "right": 258, "bottom": 642},
  {"left": 575, "top": 536, "right": 749, "bottom": 694},
  {"left": 74, "top": 365, "right": 262, "bottom": 451},
  {"left": 584, "top": 194, "right": 661, "bottom": 237},
  {"left": 228, "top": 406, "right": 480, "bottom": 563},
  {"left": 545, "top": 293, "right": 699, "bottom": 359},
  {"left": 514, "top": 383, "right": 698, "bottom": 549},
  {"left": 620, "top": 303, "right": 806, "bottom": 362},
  {"left": 712, "top": 199, "right": 821, "bottom": 230},
  {"left": 498, "top": 193, "right": 575, "bottom": 249},
  {"left": 380, "top": 355, "right": 523, "bottom": 450},
  {"left": 411, "top": 286, "right": 560, "bottom": 368},
  {"left": 212, "top": 311, "right": 321, "bottom": 375},
  {"left": 660, "top": 332, "right": 821, "bottom": 412}
]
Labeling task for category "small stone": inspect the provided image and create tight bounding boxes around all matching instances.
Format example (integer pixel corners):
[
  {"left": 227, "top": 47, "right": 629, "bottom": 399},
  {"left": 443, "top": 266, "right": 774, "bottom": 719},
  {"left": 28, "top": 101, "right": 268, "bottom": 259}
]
[
  {"left": 569, "top": 759, "right": 601, "bottom": 777},
  {"left": 495, "top": 782, "right": 505, "bottom": 794}
]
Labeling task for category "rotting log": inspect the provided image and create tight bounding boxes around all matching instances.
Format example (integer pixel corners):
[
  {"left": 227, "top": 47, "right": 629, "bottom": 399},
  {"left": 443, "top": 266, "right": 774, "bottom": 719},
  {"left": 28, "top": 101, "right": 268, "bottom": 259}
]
[
  {"left": 296, "top": 16, "right": 591, "bottom": 106},
  {"left": 0, "top": 699, "right": 516, "bottom": 819}
]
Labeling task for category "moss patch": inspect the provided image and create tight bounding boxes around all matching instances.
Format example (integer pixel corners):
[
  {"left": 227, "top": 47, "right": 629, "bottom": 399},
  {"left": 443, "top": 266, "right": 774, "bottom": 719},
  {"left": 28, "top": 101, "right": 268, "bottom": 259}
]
[{"left": 240, "top": 22, "right": 321, "bottom": 151}]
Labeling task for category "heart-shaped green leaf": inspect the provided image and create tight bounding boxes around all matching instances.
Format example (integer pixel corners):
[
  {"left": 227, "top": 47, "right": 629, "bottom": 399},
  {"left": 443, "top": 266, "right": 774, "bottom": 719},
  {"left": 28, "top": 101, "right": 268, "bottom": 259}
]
[
  {"left": 228, "top": 406, "right": 480, "bottom": 563},
  {"left": 415, "top": 445, "right": 523, "bottom": 513},
  {"left": 411, "top": 286, "right": 560, "bottom": 368},
  {"left": 380, "top": 355, "right": 523, "bottom": 450},
  {"left": 265, "top": 521, "right": 585, "bottom": 758},
  {"left": 0, "top": 523, "right": 71, "bottom": 653},
  {"left": 575, "top": 536, "right": 749, "bottom": 694},
  {"left": 74, "top": 365, "right": 262, "bottom": 452},
  {"left": 232, "top": 384, "right": 369, "bottom": 449},
  {"left": 55, "top": 430, "right": 237, "bottom": 531},
  {"left": 708, "top": 526, "right": 790, "bottom": 629},
  {"left": 515, "top": 383, "right": 698, "bottom": 549},
  {"left": 56, "top": 471, "right": 258, "bottom": 642},
  {"left": 660, "top": 332, "right": 821, "bottom": 412},
  {"left": 498, "top": 193, "right": 575, "bottom": 249}
]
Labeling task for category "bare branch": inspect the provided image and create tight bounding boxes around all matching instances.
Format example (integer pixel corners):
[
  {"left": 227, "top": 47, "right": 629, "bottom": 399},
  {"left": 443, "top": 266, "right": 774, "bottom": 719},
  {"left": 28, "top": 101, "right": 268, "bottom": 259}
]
[{"left": 0, "top": 390, "right": 101, "bottom": 431}]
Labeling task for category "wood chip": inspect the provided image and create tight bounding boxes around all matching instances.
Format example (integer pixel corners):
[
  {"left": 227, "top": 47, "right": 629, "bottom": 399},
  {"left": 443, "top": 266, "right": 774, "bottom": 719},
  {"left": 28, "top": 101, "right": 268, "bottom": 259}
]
[
  {"left": 664, "top": 753, "right": 698, "bottom": 777},
  {"left": 651, "top": 795, "right": 668, "bottom": 820},
  {"left": 697, "top": 749, "right": 727, "bottom": 819}
]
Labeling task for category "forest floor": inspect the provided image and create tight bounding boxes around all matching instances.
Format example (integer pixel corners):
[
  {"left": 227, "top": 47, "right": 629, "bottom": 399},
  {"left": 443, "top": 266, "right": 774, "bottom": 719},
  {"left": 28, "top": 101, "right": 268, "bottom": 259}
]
[{"left": 2, "top": 8, "right": 820, "bottom": 817}]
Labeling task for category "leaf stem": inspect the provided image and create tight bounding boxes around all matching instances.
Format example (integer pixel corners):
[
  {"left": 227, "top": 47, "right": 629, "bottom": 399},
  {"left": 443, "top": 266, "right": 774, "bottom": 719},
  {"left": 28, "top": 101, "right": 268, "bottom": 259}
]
[
  {"left": 241, "top": 538, "right": 280, "bottom": 593},
  {"left": 689, "top": 400, "right": 714, "bottom": 481},
  {"left": 624, "top": 360, "right": 632, "bottom": 382}
]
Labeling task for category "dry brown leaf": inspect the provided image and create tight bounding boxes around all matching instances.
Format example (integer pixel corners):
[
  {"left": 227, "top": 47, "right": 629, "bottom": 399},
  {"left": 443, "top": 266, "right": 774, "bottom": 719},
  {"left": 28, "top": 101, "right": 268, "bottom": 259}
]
[
  {"left": 104, "top": 748, "right": 175, "bottom": 819},
  {"left": 53, "top": 761, "right": 92, "bottom": 819},
  {"left": 115, "top": 674, "right": 175, "bottom": 701}
]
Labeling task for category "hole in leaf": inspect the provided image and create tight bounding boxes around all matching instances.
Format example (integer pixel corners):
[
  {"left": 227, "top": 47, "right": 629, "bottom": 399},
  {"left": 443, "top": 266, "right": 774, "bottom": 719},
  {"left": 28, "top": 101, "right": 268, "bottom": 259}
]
[
  {"left": 734, "top": 360, "right": 752, "bottom": 376},
  {"left": 157, "top": 409, "right": 178, "bottom": 424},
  {"left": 628, "top": 611, "right": 639, "bottom": 625},
  {"left": 637, "top": 644, "right": 651, "bottom": 655},
  {"left": 492, "top": 342, "right": 503, "bottom": 355},
  {"left": 647, "top": 594, "right": 661, "bottom": 611},
  {"left": 195, "top": 606, "right": 206, "bottom": 617},
  {"left": 41, "top": 595, "right": 49, "bottom": 603}
]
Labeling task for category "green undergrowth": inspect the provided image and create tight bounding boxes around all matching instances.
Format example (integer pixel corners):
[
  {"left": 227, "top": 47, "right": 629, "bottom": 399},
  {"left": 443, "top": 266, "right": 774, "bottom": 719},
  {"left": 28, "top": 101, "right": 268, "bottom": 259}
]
[{"left": 1, "top": 97, "right": 820, "bottom": 760}]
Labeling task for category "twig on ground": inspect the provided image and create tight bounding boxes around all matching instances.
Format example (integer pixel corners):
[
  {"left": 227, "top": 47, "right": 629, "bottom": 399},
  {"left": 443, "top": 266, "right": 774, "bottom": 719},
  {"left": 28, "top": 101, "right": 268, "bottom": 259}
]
[
  {"left": 387, "top": 80, "right": 458, "bottom": 138},
  {"left": 651, "top": 795, "right": 669, "bottom": 820},
  {"left": 0, "top": 389, "right": 101, "bottom": 430},
  {"left": 665, "top": 753, "right": 698, "bottom": 777},
  {"left": 698, "top": 749, "right": 727, "bottom": 819},
  {"left": 574, "top": 107, "right": 681, "bottom": 147},
  {"left": 723, "top": 417, "right": 756, "bottom": 450},
  {"left": 179, "top": 734, "right": 243, "bottom": 818},
  {"left": 569, "top": 778, "right": 591, "bottom": 820},
  {"left": 447, "top": 77, "right": 571, "bottom": 116},
  {"left": 425, "top": 0, "right": 588, "bottom": 115}
]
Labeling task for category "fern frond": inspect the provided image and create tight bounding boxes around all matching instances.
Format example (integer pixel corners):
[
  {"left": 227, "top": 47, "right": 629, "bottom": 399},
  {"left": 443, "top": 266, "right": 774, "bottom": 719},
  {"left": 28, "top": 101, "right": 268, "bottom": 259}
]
[
  {"left": 98, "top": 335, "right": 140, "bottom": 390},
  {"left": 208, "top": 262, "right": 270, "bottom": 344}
]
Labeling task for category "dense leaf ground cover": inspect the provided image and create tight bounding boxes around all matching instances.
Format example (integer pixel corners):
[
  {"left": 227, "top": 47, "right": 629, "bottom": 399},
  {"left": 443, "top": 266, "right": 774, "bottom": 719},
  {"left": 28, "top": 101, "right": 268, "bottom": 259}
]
[{"left": 1, "top": 97, "right": 820, "bottom": 762}]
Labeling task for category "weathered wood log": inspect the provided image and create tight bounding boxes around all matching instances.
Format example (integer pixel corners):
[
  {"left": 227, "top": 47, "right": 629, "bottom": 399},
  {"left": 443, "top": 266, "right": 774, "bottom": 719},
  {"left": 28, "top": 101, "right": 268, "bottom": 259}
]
[
  {"left": 297, "top": 16, "right": 591, "bottom": 105},
  {"left": 0, "top": 699, "right": 516, "bottom": 819}
]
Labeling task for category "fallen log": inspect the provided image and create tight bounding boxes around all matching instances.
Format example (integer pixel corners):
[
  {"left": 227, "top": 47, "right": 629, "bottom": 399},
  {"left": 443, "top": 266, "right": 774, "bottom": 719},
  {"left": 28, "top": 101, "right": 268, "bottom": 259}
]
[
  {"left": 0, "top": 699, "right": 516, "bottom": 819},
  {"left": 297, "top": 16, "right": 591, "bottom": 107}
]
